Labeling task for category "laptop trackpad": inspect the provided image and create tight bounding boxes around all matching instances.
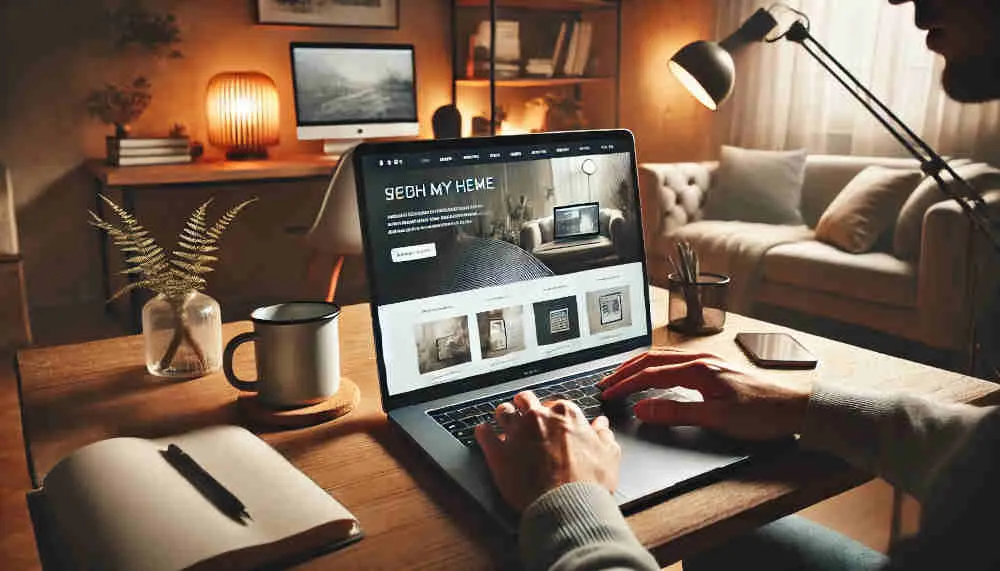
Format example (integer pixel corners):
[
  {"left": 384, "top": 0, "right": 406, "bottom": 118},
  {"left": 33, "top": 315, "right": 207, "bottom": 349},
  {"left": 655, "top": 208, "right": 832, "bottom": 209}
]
[{"left": 606, "top": 391, "right": 751, "bottom": 503}]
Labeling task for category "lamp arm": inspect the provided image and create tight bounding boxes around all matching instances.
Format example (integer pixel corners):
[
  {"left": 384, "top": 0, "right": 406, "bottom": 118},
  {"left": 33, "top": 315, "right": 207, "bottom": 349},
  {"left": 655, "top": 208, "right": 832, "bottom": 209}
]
[{"left": 787, "top": 21, "right": 1000, "bottom": 254}]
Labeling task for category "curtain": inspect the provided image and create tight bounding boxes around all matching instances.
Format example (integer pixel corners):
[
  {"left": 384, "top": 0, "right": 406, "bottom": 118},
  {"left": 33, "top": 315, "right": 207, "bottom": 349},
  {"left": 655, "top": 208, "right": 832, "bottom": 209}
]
[{"left": 713, "top": 0, "right": 1000, "bottom": 162}]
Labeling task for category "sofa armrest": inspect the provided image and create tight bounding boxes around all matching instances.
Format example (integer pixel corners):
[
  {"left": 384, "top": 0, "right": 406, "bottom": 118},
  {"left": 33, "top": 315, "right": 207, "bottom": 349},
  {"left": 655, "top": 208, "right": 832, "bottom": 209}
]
[
  {"left": 918, "top": 189, "right": 1000, "bottom": 350},
  {"left": 520, "top": 221, "right": 543, "bottom": 252},
  {"left": 637, "top": 163, "right": 715, "bottom": 251}
]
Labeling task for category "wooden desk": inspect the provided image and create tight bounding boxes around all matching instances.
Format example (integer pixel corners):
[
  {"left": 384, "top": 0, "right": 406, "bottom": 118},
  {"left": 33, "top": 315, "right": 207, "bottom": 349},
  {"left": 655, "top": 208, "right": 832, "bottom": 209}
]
[
  {"left": 16, "top": 288, "right": 1000, "bottom": 568},
  {"left": 86, "top": 156, "right": 340, "bottom": 332}
]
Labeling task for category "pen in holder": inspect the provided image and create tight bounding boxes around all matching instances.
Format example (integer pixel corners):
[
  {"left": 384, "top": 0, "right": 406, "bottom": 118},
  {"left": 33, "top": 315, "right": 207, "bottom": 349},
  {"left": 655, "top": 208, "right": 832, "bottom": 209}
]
[{"left": 667, "top": 241, "right": 730, "bottom": 335}]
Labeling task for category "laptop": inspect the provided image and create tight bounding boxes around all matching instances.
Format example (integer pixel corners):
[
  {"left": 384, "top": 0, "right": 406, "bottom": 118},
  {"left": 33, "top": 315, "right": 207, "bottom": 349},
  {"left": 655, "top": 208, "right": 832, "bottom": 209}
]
[
  {"left": 552, "top": 202, "right": 602, "bottom": 247},
  {"left": 352, "top": 130, "right": 755, "bottom": 530}
]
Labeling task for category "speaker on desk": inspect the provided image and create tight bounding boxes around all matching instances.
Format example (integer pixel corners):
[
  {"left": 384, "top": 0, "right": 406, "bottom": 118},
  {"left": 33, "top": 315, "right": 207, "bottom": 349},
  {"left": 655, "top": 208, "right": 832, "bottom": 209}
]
[{"left": 432, "top": 105, "right": 462, "bottom": 139}]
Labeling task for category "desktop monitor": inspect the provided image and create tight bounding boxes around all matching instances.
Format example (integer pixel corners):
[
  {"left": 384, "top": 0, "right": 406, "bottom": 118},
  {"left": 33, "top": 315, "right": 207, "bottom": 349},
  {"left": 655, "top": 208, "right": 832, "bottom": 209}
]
[{"left": 290, "top": 42, "right": 419, "bottom": 154}]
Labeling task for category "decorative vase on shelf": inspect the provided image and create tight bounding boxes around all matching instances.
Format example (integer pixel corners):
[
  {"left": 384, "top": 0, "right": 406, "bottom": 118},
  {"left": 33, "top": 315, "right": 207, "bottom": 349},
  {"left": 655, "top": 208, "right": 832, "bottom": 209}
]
[{"left": 143, "top": 291, "right": 222, "bottom": 378}]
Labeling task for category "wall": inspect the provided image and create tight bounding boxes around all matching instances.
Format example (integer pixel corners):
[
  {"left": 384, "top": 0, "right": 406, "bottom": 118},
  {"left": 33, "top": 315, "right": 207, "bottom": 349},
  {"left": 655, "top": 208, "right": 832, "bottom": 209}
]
[
  {"left": 0, "top": 0, "right": 452, "bottom": 311},
  {"left": 620, "top": 0, "right": 717, "bottom": 163},
  {"left": 0, "top": 0, "right": 715, "bottom": 315}
]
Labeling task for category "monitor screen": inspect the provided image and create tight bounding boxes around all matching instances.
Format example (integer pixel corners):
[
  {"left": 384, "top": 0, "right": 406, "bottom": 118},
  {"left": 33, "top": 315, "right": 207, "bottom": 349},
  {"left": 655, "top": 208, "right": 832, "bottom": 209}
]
[
  {"left": 290, "top": 43, "right": 418, "bottom": 140},
  {"left": 353, "top": 132, "right": 651, "bottom": 405}
]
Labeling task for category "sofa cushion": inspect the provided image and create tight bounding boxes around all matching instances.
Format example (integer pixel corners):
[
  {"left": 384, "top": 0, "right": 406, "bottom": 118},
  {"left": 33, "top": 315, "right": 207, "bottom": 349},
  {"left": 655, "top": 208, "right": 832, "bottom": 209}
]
[
  {"left": 761, "top": 240, "right": 917, "bottom": 308},
  {"left": 893, "top": 161, "right": 1000, "bottom": 260},
  {"left": 704, "top": 146, "right": 807, "bottom": 225},
  {"left": 815, "top": 166, "right": 922, "bottom": 254}
]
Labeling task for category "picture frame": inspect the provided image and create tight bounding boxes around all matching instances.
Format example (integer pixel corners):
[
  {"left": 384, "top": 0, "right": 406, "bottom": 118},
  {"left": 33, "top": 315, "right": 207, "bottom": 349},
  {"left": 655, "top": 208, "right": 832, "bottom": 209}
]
[
  {"left": 257, "top": 0, "right": 399, "bottom": 29},
  {"left": 598, "top": 292, "right": 624, "bottom": 325},
  {"left": 549, "top": 308, "right": 571, "bottom": 334},
  {"left": 488, "top": 319, "right": 508, "bottom": 352}
]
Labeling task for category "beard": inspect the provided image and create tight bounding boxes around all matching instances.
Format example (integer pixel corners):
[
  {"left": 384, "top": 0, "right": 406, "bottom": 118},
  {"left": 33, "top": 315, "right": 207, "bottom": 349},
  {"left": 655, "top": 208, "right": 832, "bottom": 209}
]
[{"left": 941, "top": 55, "right": 1000, "bottom": 103}]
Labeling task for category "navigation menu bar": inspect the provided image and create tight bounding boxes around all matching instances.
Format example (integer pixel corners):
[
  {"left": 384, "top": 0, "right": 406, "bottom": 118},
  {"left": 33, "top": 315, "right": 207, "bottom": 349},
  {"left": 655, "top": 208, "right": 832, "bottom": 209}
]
[{"left": 367, "top": 139, "right": 626, "bottom": 171}]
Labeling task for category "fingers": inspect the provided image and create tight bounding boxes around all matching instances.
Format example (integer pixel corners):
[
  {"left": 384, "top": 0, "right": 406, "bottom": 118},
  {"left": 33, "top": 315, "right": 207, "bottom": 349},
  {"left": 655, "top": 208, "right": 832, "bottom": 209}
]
[
  {"left": 591, "top": 415, "right": 615, "bottom": 444},
  {"left": 601, "top": 359, "right": 715, "bottom": 400},
  {"left": 633, "top": 398, "right": 722, "bottom": 429},
  {"left": 513, "top": 391, "right": 542, "bottom": 414},
  {"left": 474, "top": 423, "right": 505, "bottom": 471},
  {"left": 599, "top": 349, "right": 720, "bottom": 390},
  {"left": 495, "top": 402, "right": 518, "bottom": 431}
]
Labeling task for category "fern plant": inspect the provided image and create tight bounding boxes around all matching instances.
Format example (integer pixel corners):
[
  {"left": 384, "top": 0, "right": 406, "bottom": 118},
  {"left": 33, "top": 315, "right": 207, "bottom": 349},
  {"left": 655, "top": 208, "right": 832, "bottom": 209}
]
[{"left": 89, "top": 194, "right": 256, "bottom": 372}]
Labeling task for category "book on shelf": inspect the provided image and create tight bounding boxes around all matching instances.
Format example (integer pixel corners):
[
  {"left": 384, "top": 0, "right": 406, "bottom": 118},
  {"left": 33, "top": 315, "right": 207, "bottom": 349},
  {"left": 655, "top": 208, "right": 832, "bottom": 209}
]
[
  {"left": 551, "top": 21, "right": 569, "bottom": 78},
  {"left": 106, "top": 136, "right": 192, "bottom": 166},
  {"left": 565, "top": 21, "right": 593, "bottom": 76},
  {"left": 110, "top": 136, "right": 190, "bottom": 149},
  {"left": 526, "top": 58, "right": 555, "bottom": 77},
  {"left": 110, "top": 154, "right": 193, "bottom": 167},
  {"left": 474, "top": 19, "right": 521, "bottom": 63},
  {"left": 28, "top": 425, "right": 363, "bottom": 571}
]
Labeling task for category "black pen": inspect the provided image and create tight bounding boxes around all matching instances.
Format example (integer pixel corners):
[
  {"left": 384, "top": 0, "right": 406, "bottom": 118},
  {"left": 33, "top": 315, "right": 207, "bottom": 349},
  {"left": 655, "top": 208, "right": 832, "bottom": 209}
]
[{"left": 162, "top": 443, "right": 251, "bottom": 523}]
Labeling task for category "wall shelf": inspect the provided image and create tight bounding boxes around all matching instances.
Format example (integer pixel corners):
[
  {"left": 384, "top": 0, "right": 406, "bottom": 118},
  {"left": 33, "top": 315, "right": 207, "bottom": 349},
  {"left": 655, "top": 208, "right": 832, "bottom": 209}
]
[
  {"left": 452, "top": 0, "right": 621, "bottom": 136},
  {"left": 456, "top": 76, "right": 615, "bottom": 88},
  {"left": 456, "top": 0, "right": 617, "bottom": 11}
]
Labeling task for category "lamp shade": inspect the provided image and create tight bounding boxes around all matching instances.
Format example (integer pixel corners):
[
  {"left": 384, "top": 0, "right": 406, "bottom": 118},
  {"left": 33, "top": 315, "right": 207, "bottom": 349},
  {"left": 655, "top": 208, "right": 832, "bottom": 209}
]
[
  {"left": 669, "top": 41, "right": 735, "bottom": 111},
  {"left": 205, "top": 71, "right": 280, "bottom": 160}
]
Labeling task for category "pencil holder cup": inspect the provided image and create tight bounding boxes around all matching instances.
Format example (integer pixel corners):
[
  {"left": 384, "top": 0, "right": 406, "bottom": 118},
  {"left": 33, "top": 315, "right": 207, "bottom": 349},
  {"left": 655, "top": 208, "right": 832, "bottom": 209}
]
[{"left": 667, "top": 273, "right": 730, "bottom": 336}]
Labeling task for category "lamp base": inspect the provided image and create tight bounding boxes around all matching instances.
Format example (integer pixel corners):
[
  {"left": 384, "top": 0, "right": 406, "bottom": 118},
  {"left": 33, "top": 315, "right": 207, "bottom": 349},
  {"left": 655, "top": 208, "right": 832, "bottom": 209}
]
[{"left": 225, "top": 148, "right": 269, "bottom": 161}]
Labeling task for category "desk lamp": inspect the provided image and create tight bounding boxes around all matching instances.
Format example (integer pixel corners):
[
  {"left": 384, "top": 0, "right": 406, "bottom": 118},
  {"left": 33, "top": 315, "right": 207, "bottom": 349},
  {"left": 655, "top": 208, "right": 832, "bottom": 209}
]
[
  {"left": 669, "top": 4, "right": 1000, "bottom": 254},
  {"left": 205, "top": 71, "right": 280, "bottom": 160}
]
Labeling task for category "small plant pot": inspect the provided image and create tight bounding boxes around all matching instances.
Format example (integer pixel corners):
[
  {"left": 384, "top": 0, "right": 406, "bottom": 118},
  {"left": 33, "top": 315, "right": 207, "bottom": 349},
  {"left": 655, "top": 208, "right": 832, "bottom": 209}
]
[{"left": 667, "top": 272, "right": 730, "bottom": 336}]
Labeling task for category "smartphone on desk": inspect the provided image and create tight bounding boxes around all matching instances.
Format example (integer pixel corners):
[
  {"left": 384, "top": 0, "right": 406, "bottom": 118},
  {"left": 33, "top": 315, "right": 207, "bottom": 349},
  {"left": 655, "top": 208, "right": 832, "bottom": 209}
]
[{"left": 735, "top": 332, "right": 818, "bottom": 369}]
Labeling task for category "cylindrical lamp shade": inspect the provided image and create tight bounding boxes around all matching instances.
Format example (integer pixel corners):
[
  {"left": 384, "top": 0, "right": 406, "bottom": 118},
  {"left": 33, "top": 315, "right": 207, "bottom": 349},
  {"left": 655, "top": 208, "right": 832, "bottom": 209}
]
[{"left": 205, "top": 71, "right": 280, "bottom": 160}]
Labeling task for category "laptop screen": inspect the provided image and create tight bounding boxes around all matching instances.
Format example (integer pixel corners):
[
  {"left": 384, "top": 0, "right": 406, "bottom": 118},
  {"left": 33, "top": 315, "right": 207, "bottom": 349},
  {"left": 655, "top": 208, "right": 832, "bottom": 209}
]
[
  {"left": 354, "top": 131, "right": 651, "bottom": 407},
  {"left": 553, "top": 203, "right": 601, "bottom": 240}
]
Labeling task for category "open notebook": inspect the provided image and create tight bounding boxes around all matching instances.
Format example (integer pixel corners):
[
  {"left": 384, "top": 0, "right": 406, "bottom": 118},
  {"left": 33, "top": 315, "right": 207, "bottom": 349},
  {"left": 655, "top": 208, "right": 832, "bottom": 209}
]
[{"left": 29, "top": 425, "right": 362, "bottom": 571}]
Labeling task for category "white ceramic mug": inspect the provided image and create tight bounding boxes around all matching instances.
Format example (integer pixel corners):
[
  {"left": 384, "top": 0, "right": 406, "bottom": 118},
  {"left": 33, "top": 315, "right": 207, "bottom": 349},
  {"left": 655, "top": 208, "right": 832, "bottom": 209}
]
[{"left": 223, "top": 302, "right": 341, "bottom": 408}]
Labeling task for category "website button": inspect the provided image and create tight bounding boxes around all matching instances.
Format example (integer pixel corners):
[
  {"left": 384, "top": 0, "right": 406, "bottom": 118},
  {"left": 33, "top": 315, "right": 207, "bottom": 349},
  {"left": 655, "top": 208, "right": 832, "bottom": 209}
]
[{"left": 391, "top": 243, "right": 438, "bottom": 263}]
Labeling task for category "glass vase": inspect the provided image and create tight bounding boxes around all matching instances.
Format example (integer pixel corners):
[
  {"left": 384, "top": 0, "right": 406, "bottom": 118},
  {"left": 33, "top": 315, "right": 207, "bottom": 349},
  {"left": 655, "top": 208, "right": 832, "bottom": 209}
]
[{"left": 142, "top": 291, "right": 222, "bottom": 378}]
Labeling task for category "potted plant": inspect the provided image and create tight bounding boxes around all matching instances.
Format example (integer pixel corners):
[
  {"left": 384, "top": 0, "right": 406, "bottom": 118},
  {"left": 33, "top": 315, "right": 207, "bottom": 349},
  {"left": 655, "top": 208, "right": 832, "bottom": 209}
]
[
  {"left": 90, "top": 195, "right": 255, "bottom": 378},
  {"left": 86, "top": 76, "right": 153, "bottom": 139}
]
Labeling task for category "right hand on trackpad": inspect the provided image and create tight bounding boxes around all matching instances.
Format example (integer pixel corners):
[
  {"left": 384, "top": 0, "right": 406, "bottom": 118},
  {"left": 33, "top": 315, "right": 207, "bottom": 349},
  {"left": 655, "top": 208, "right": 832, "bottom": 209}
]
[{"left": 597, "top": 348, "right": 812, "bottom": 441}]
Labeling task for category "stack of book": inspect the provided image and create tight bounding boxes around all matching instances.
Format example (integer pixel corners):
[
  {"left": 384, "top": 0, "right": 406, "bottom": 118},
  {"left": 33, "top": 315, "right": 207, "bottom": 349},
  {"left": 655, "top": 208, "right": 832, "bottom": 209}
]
[
  {"left": 525, "top": 58, "right": 555, "bottom": 77},
  {"left": 106, "top": 137, "right": 192, "bottom": 167}
]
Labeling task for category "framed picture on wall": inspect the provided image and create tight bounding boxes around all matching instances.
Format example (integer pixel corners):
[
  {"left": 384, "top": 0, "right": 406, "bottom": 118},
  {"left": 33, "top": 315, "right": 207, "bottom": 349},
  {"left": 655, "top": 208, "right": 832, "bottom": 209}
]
[{"left": 257, "top": 0, "right": 399, "bottom": 29}]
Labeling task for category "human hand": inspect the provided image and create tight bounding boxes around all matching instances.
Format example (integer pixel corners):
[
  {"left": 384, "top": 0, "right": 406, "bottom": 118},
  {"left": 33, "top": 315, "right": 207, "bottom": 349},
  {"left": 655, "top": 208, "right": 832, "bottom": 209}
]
[
  {"left": 598, "top": 348, "right": 811, "bottom": 441},
  {"left": 474, "top": 391, "right": 621, "bottom": 512}
]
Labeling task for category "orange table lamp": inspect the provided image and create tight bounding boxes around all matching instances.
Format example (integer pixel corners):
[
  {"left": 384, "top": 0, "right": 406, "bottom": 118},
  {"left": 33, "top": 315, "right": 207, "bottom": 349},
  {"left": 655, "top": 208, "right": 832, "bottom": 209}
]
[{"left": 205, "top": 71, "right": 280, "bottom": 160}]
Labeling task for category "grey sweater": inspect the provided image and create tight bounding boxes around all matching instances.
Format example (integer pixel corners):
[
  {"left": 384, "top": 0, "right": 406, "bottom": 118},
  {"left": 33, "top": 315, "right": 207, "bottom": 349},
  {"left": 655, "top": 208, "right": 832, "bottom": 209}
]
[{"left": 519, "top": 381, "right": 998, "bottom": 571}]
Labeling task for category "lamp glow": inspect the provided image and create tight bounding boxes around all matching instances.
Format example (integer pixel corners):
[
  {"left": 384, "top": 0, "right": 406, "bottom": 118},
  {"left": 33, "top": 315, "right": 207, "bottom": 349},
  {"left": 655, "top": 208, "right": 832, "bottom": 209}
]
[
  {"left": 669, "top": 61, "right": 719, "bottom": 111},
  {"left": 205, "top": 71, "right": 280, "bottom": 160}
]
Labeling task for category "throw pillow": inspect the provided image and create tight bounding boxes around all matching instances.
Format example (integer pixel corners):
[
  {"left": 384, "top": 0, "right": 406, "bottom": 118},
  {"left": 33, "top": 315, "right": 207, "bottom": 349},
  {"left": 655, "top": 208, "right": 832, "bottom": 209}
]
[
  {"left": 815, "top": 166, "right": 922, "bottom": 254},
  {"left": 893, "top": 161, "right": 1000, "bottom": 260},
  {"left": 703, "top": 146, "right": 807, "bottom": 225}
]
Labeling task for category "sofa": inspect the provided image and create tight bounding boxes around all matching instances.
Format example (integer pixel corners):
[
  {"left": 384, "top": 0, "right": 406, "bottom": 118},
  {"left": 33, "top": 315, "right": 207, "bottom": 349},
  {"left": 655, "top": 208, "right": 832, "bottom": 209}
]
[
  {"left": 638, "top": 155, "right": 1000, "bottom": 352},
  {"left": 520, "top": 207, "right": 625, "bottom": 273}
]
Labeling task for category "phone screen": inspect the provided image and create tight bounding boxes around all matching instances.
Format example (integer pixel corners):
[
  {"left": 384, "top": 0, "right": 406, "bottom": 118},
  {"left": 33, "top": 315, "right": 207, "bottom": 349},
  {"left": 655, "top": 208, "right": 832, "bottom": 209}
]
[{"left": 735, "top": 332, "right": 817, "bottom": 368}]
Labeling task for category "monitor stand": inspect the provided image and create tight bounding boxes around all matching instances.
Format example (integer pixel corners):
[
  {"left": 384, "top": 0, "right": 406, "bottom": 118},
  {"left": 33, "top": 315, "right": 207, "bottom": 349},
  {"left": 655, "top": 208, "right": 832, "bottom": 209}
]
[{"left": 323, "top": 139, "right": 362, "bottom": 157}]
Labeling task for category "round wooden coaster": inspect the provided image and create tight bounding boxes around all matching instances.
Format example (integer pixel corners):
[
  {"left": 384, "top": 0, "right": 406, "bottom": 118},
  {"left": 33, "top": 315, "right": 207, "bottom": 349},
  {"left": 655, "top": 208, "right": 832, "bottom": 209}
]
[{"left": 236, "top": 377, "right": 360, "bottom": 429}]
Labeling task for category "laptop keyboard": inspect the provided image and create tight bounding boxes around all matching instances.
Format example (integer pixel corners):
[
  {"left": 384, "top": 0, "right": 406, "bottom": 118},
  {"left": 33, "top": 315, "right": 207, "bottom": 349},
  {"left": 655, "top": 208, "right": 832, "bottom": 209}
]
[{"left": 428, "top": 367, "right": 616, "bottom": 446}]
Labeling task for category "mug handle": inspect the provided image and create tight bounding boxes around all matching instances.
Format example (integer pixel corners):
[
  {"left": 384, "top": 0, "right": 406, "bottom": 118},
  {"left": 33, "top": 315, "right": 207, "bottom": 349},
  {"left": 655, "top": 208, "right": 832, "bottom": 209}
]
[{"left": 223, "top": 332, "right": 258, "bottom": 392}]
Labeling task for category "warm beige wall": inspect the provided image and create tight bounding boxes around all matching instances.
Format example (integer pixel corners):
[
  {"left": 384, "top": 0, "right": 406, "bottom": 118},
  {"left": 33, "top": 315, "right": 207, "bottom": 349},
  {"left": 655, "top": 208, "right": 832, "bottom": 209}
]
[
  {"left": 0, "top": 0, "right": 452, "bottom": 310},
  {"left": 620, "top": 0, "right": 716, "bottom": 164},
  {"left": 0, "top": 0, "right": 715, "bottom": 312}
]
